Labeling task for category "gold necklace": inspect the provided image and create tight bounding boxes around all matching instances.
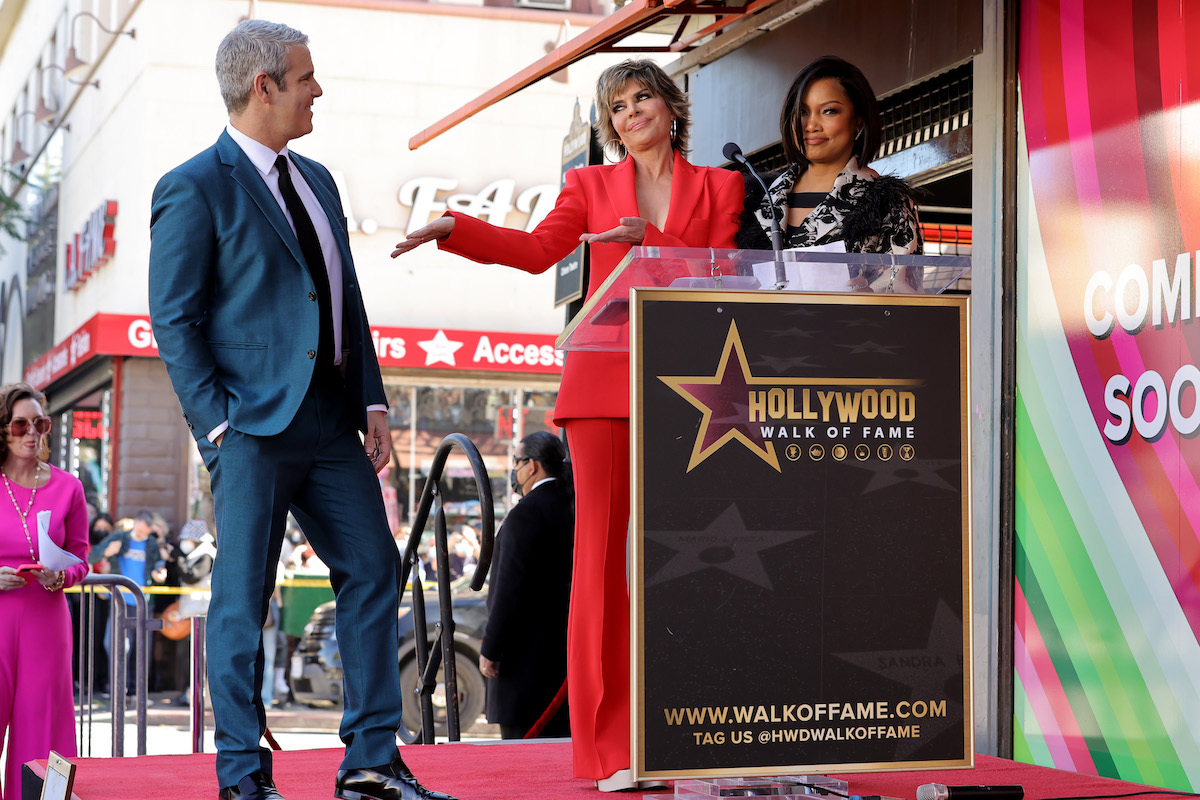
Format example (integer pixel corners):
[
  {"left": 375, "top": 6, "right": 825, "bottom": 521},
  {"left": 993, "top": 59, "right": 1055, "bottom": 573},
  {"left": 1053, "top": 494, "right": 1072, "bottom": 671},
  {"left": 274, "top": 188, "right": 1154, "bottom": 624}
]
[{"left": 2, "top": 462, "right": 42, "bottom": 562}]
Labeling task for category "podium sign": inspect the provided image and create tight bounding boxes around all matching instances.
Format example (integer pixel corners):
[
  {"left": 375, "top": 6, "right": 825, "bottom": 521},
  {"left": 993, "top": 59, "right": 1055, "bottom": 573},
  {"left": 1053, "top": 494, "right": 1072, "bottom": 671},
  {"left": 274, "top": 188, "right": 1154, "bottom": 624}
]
[{"left": 630, "top": 289, "right": 972, "bottom": 779}]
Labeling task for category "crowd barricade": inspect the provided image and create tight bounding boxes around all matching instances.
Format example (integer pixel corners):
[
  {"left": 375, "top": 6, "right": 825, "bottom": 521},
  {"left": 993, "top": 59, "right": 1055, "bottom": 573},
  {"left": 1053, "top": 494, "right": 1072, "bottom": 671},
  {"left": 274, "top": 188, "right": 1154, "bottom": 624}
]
[
  {"left": 71, "top": 574, "right": 389, "bottom": 755},
  {"left": 71, "top": 574, "right": 158, "bottom": 756}
]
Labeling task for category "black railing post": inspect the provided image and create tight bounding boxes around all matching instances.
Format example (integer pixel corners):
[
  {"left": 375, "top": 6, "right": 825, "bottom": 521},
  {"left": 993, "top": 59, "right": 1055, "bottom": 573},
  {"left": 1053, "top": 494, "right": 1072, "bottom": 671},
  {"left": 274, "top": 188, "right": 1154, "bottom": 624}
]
[{"left": 396, "top": 433, "right": 495, "bottom": 742}]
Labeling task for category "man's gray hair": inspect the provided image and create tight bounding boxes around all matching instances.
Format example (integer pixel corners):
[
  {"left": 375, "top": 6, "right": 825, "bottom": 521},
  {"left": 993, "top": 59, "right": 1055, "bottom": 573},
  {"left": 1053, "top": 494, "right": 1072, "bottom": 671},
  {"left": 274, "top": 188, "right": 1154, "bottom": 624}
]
[{"left": 215, "top": 20, "right": 308, "bottom": 114}]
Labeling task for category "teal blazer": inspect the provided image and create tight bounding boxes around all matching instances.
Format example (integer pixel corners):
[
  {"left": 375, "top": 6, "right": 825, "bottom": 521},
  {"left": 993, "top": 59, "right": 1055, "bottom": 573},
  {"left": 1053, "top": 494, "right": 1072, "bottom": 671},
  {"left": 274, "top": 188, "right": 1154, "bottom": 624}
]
[{"left": 149, "top": 131, "right": 385, "bottom": 441}]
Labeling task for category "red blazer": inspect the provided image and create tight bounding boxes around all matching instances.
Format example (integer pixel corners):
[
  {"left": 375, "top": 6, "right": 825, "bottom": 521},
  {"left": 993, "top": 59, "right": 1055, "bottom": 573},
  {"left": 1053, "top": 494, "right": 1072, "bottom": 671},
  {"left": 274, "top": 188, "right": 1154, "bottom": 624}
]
[{"left": 440, "top": 149, "right": 744, "bottom": 421}]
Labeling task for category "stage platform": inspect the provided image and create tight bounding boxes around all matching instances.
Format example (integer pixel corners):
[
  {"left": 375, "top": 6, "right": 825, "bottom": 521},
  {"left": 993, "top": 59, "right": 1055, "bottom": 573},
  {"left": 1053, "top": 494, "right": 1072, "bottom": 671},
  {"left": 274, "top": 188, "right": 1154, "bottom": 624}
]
[{"left": 31, "top": 744, "right": 1168, "bottom": 800}]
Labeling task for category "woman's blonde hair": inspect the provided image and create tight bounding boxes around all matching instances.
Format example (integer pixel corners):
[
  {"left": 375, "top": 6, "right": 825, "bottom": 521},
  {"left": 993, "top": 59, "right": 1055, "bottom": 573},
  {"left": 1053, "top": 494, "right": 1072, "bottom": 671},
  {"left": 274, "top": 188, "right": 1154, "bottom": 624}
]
[{"left": 594, "top": 59, "right": 691, "bottom": 159}]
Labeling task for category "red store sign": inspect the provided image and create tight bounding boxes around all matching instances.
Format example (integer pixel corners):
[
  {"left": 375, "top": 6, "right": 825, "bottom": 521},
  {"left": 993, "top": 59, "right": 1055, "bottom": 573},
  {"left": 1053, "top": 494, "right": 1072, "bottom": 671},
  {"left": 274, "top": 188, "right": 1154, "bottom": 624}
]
[
  {"left": 25, "top": 314, "right": 564, "bottom": 389},
  {"left": 64, "top": 200, "right": 118, "bottom": 291}
]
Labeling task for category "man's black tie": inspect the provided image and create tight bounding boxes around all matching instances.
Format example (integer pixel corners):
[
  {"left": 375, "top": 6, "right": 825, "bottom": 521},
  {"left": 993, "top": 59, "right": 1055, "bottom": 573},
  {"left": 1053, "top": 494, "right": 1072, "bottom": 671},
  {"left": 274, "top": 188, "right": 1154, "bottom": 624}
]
[{"left": 275, "top": 154, "right": 334, "bottom": 371}]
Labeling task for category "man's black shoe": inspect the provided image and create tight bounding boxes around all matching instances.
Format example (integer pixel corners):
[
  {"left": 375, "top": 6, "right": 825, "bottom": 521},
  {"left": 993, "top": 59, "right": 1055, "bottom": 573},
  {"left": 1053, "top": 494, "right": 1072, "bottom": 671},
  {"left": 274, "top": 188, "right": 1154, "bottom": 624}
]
[
  {"left": 334, "top": 755, "right": 458, "bottom": 800},
  {"left": 218, "top": 772, "right": 284, "bottom": 800}
]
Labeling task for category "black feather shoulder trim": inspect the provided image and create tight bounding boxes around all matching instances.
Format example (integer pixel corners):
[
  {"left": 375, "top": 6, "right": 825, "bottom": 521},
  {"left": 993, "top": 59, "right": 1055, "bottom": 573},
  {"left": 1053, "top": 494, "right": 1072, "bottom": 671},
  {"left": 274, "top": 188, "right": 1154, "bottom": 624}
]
[
  {"left": 839, "top": 175, "right": 918, "bottom": 253},
  {"left": 734, "top": 169, "right": 783, "bottom": 251}
]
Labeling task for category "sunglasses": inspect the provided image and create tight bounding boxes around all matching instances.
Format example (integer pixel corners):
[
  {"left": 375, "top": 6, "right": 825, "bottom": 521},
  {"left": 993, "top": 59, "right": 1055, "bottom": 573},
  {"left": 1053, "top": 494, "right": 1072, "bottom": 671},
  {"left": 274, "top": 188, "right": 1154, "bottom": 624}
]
[{"left": 9, "top": 416, "right": 52, "bottom": 436}]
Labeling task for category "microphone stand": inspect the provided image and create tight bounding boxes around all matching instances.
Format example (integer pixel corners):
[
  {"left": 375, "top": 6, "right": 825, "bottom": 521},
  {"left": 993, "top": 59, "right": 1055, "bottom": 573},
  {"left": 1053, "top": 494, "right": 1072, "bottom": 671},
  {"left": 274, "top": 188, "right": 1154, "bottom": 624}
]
[{"left": 724, "top": 142, "right": 786, "bottom": 289}]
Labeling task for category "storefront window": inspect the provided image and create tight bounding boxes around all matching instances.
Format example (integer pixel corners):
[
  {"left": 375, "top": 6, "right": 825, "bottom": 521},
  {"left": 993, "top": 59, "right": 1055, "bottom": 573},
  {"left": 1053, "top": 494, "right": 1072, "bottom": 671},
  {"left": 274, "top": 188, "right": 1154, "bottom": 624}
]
[
  {"left": 382, "top": 382, "right": 560, "bottom": 532},
  {"left": 55, "top": 387, "right": 112, "bottom": 517}
]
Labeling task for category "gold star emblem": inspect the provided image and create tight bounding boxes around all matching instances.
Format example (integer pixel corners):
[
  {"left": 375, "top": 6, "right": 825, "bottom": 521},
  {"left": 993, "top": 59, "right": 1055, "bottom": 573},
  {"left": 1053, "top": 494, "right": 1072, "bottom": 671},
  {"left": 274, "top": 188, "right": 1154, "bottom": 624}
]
[
  {"left": 659, "top": 321, "right": 922, "bottom": 474},
  {"left": 659, "top": 322, "right": 781, "bottom": 472}
]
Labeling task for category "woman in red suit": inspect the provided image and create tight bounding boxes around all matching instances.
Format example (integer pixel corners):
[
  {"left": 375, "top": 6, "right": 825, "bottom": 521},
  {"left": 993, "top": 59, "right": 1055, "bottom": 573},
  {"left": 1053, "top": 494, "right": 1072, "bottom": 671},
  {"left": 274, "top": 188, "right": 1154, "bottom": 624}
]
[{"left": 394, "top": 59, "right": 743, "bottom": 790}]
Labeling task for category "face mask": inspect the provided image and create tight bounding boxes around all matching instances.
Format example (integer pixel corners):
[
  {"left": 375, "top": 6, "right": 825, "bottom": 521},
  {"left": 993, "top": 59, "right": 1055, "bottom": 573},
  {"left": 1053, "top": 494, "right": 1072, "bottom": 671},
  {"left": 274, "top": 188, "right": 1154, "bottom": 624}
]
[
  {"left": 510, "top": 468, "right": 524, "bottom": 496},
  {"left": 180, "top": 540, "right": 196, "bottom": 554}
]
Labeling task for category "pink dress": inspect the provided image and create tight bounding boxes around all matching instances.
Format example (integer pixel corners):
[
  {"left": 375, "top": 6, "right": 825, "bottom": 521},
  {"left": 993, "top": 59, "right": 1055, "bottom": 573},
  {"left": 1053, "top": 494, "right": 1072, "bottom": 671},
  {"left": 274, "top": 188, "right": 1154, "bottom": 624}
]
[{"left": 0, "top": 465, "right": 89, "bottom": 800}]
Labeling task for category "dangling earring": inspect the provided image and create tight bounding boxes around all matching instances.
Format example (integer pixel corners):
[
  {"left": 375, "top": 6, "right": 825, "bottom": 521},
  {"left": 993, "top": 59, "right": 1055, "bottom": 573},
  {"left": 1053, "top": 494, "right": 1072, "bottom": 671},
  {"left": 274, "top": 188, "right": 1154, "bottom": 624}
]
[
  {"left": 671, "top": 119, "right": 677, "bottom": 142},
  {"left": 855, "top": 126, "right": 864, "bottom": 140}
]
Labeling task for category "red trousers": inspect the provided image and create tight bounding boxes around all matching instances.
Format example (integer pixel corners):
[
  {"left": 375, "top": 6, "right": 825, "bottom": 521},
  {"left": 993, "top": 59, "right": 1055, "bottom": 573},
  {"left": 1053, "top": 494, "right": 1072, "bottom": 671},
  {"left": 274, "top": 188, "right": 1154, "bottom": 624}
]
[{"left": 564, "top": 418, "right": 631, "bottom": 780}]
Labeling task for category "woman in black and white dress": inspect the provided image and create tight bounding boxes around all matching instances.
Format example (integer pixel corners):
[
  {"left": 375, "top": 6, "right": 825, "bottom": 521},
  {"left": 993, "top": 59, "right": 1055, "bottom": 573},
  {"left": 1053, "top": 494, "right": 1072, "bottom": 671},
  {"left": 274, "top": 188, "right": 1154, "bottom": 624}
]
[{"left": 736, "top": 55, "right": 923, "bottom": 282}]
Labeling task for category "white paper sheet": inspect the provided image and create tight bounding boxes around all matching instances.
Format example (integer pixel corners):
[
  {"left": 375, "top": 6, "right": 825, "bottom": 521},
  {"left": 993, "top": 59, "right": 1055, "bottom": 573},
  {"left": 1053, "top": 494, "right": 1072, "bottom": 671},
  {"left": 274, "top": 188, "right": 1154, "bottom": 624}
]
[
  {"left": 751, "top": 241, "right": 855, "bottom": 291},
  {"left": 37, "top": 510, "right": 83, "bottom": 571}
]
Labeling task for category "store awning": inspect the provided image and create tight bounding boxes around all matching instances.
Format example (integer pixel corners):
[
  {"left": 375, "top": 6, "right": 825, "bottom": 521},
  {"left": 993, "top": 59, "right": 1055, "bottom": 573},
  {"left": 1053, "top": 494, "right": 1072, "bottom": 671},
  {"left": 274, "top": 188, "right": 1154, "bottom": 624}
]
[{"left": 408, "top": 0, "right": 787, "bottom": 149}]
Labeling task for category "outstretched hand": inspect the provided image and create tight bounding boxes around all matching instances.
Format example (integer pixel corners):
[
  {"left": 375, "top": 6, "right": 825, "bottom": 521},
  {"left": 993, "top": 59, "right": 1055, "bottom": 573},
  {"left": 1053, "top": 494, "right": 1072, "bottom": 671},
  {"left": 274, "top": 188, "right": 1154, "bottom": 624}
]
[
  {"left": 580, "top": 216, "right": 648, "bottom": 245},
  {"left": 391, "top": 217, "right": 455, "bottom": 258}
]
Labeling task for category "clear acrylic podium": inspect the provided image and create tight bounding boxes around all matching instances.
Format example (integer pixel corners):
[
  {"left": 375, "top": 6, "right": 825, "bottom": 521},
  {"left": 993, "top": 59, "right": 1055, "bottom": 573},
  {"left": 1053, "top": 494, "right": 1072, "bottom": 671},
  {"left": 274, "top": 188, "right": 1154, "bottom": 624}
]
[
  {"left": 616, "top": 246, "right": 974, "bottom": 778},
  {"left": 556, "top": 247, "right": 971, "bottom": 352}
]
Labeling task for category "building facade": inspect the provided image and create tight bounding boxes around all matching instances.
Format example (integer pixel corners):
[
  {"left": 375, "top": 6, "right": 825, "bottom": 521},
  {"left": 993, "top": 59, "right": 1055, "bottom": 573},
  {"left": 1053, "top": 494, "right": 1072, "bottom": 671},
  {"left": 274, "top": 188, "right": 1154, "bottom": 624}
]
[
  {"left": 0, "top": 0, "right": 621, "bottom": 530},
  {"left": 10, "top": 0, "right": 1200, "bottom": 792}
]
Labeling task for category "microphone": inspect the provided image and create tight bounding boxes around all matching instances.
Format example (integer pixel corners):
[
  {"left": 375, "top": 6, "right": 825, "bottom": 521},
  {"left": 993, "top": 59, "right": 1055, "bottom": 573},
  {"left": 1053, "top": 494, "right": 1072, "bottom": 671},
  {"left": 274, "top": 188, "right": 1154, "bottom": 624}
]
[
  {"left": 723, "top": 141, "right": 785, "bottom": 287},
  {"left": 916, "top": 785, "right": 1024, "bottom": 800}
]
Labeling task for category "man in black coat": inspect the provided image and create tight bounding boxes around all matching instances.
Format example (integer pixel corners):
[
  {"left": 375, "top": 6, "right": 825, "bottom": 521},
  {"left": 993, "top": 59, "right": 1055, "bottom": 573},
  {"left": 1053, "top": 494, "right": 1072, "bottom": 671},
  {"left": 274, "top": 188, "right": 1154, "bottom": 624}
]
[{"left": 479, "top": 432, "right": 574, "bottom": 739}]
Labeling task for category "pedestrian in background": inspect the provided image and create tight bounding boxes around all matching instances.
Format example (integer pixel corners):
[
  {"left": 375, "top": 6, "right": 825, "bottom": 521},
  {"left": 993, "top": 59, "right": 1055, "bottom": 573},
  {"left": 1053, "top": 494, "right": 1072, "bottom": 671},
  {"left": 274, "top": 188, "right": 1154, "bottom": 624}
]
[
  {"left": 167, "top": 519, "right": 216, "bottom": 706},
  {"left": 89, "top": 509, "right": 163, "bottom": 697},
  {"left": 480, "top": 431, "right": 574, "bottom": 740}
]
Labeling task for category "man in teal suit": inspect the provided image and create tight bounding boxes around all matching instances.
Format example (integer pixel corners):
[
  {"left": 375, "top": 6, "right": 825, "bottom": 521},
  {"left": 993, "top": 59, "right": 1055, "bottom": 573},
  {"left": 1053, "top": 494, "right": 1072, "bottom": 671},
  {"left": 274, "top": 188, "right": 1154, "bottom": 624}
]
[{"left": 149, "top": 20, "right": 457, "bottom": 800}]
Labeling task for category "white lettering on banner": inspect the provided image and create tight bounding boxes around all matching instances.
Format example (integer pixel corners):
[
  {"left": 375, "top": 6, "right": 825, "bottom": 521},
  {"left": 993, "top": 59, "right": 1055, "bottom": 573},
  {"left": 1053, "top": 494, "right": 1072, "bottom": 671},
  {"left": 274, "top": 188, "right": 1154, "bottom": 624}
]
[
  {"left": 447, "top": 180, "right": 515, "bottom": 225},
  {"left": 473, "top": 335, "right": 563, "bottom": 368},
  {"left": 400, "top": 177, "right": 456, "bottom": 235},
  {"left": 27, "top": 325, "right": 96, "bottom": 387},
  {"left": 474, "top": 337, "right": 495, "bottom": 363},
  {"left": 69, "top": 329, "right": 92, "bottom": 363},
  {"left": 27, "top": 313, "right": 564, "bottom": 388},
  {"left": 128, "top": 318, "right": 157, "bottom": 349},
  {"left": 1089, "top": 251, "right": 1200, "bottom": 443},
  {"left": 1084, "top": 252, "right": 1194, "bottom": 338},
  {"left": 371, "top": 329, "right": 406, "bottom": 359},
  {"left": 516, "top": 184, "right": 556, "bottom": 230},
  {"left": 399, "top": 177, "right": 559, "bottom": 235}
]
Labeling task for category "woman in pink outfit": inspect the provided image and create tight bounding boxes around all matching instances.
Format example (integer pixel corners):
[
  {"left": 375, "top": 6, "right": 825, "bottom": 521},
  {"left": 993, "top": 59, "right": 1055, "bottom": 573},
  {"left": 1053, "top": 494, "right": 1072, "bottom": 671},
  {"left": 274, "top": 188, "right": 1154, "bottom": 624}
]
[{"left": 0, "top": 383, "right": 89, "bottom": 800}]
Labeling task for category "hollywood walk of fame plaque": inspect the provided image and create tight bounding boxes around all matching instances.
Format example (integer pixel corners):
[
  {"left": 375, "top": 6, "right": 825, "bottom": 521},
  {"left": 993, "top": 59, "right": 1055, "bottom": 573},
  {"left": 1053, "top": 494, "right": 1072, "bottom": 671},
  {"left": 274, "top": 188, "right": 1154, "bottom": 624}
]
[{"left": 629, "top": 288, "right": 971, "bottom": 780}]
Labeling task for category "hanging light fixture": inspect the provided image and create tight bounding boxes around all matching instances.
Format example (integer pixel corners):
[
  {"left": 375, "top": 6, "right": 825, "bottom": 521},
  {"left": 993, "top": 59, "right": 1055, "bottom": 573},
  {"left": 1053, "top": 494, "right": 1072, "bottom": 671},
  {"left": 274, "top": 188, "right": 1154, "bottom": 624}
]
[
  {"left": 42, "top": 63, "right": 100, "bottom": 91},
  {"left": 35, "top": 63, "right": 100, "bottom": 127},
  {"left": 7, "top": 109, "right": 38, "bottom": 168},
  {"left": 64, "top": 11, "right": 136, "bottom": 80},
  {"left": 9, "top": 139, "right": 30, "bottom": 167},
  {"left": 34, "top": 97, "right": 55, "bottom": 125}
]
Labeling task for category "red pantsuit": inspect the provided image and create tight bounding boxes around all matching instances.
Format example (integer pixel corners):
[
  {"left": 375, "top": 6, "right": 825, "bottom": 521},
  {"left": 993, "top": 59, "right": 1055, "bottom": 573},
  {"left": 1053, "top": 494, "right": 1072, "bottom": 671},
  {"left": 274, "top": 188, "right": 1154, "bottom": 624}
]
[{"left": 440, "top": 150, "right": 742, "bottom": 778}]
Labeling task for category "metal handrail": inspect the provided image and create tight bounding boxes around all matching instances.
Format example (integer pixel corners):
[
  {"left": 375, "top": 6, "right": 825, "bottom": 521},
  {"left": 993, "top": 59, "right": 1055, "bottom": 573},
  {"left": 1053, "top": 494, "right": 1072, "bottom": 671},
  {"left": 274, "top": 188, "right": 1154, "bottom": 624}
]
[
  {"left": 191, "top": 615, "right": 207, "bottom": 753},
  {"left": 73, "top": 574, "right": 159, "bottom": 756},
  {"left": 397, "top": 433, "right": 494, "bottom": 743}
]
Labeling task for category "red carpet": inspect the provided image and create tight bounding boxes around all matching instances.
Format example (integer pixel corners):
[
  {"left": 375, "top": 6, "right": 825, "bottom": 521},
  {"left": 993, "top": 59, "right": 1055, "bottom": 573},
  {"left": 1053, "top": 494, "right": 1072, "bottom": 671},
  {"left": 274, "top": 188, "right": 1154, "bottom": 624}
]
[{"left": 47, "top": 745, "right": 1166, "bottom": 800}]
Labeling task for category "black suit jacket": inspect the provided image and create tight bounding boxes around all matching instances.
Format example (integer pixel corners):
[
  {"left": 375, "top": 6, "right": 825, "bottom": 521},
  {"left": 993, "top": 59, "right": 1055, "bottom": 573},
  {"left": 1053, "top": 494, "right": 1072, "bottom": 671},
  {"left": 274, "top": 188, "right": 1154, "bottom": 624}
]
[{"left": 482, "top": 481, "right": 574, "bottom": 728}]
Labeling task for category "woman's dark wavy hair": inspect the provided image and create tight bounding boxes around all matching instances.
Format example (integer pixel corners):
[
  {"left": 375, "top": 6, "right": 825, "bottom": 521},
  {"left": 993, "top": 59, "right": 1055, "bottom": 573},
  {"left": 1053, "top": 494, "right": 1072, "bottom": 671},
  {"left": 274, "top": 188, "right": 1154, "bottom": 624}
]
[
  {"left": 780, "top": 55, "right": 881, "bottom": 169},
  {"left": 521, "top": 431, "right": 573, "bottom": 499},
  {"left": 0, "top": 382, "right": 49, "bottom": 468}
]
